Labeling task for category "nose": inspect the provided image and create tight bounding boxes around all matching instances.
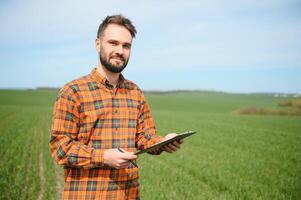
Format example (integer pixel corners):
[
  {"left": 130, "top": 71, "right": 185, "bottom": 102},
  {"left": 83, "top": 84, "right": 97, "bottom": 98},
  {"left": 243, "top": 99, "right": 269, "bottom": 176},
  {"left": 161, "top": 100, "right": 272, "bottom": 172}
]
[{"left": 115, "top": 44, "right": 124, "bottom": 55}]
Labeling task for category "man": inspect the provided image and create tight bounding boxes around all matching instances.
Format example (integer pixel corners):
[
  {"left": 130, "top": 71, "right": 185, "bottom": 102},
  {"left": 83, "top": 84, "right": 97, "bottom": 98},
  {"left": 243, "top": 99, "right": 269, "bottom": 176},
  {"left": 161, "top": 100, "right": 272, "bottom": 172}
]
[{"left": 50, "top": 14, "right": 182, "bottom": 200}]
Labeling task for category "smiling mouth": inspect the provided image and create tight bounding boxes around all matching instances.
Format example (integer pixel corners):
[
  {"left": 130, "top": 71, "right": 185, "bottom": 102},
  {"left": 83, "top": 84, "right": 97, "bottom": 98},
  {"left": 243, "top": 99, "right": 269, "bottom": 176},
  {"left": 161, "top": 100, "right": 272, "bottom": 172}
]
[
  {"left": 112, "top": 58, "right": 122, "bottom": 61},
  {"left": 111, "top": 57, "right": 125, "bottom": 63}
]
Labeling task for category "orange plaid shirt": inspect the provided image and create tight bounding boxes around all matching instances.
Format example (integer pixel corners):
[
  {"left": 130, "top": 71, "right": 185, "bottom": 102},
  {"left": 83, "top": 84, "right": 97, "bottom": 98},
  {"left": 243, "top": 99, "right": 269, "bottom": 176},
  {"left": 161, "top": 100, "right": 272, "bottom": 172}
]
[{"left": 50, "top": 68, "right": 163, "bottom": 200}]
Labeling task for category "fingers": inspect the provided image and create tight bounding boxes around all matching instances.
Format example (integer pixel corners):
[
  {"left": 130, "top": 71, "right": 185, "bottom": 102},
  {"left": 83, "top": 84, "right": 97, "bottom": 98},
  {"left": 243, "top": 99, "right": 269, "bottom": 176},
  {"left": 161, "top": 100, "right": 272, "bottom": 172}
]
[
  {"left": 162, "top": 133, "right": 185, "bottom": 154},
  {"left": 162, "top": 140, "right": 184, "bottom": 153},
  {"left": 163, "top": 142, "right": 178, "bottom": 153},
  {"left": 104, "top": 148, "right": 137, "bottom": 169},
  {"left": 115, "top": 149, "right": 137, "bottom": 169},
  {"left": 114, "top": 159, "right": 132, "bottom": 169},
  {"left": 163, "top": 145, "right": 174, "bottom": 153},
  {"left": 118, "top": 148, "right": 137, "bottom": 160},
  {"left": 171, "top": 140, "right": 182, "bottom": 148}
]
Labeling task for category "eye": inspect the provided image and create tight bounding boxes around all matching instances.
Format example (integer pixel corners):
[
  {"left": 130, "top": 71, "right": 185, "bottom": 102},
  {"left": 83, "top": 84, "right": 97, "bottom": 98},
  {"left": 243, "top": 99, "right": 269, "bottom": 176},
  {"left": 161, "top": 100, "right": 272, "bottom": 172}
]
[{"left": 123, "top": 44, "right": 131, "bottom": 50}]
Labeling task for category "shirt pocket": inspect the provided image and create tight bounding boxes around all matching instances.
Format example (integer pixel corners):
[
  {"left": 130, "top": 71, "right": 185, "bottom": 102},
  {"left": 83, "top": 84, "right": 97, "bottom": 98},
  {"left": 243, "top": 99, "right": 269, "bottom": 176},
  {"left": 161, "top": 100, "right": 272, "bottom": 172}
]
[
  {"left": 126, "top": 99, "right": 139, "bottom": 121},
  {"left": 78, "top": 110, "right": 105, "bottom": 144}
]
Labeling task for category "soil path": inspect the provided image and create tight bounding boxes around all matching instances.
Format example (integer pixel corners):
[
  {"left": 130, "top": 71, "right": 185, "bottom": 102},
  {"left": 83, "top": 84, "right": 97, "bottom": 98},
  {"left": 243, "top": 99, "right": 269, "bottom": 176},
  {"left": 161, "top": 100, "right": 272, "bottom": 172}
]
[
  {"left": 37, "top": 152, "right": 45, "bottom": 200},
  {"left": 55, "top": 163, "right": 64, "bottom": 199}
]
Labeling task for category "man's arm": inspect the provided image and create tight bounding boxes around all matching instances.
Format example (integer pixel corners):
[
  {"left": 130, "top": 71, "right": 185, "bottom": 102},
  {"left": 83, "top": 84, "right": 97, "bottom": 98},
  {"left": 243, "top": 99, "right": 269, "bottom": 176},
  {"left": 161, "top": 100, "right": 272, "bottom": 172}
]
[
  {"left": 135, "top": 93, "right": 183, "bottom": 155},
  {"left": 49, "top": 90, "right": 104, "bottom": 168},
  {"left": 135, "top": 93, "right": 164, "bottom": 155}
]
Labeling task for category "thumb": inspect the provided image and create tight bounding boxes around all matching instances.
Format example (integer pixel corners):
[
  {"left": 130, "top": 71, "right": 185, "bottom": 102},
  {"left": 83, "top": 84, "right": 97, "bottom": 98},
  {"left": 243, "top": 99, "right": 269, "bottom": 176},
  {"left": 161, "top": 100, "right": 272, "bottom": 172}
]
[{"left": 163, "top": 133, "right": 178, "bottom": 141}]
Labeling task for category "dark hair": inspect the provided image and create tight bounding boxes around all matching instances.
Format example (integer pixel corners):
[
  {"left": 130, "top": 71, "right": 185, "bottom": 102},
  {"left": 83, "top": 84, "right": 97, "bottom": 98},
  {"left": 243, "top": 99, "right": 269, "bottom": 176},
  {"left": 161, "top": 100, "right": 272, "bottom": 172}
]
[{"left": 97, "top": 14, "right": 137, "bottom": 38}]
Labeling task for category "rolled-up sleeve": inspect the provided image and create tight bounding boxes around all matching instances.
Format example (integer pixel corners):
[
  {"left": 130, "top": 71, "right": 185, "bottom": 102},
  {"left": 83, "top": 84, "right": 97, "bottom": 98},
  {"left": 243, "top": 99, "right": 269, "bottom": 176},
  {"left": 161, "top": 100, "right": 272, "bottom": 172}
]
[
  {"left": 49, "top": 89, "right": 104, "bottom": 168},
  {"left": 135, "top": 93, "right": 163, "bottom": 155}
]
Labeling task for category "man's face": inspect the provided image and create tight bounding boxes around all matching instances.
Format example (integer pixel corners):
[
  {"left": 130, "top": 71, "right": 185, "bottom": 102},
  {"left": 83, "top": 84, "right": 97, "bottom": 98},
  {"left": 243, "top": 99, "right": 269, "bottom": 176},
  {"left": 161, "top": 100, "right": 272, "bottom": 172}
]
[{"left": 96, "top": 24, "right": 133, "bottom": 73}]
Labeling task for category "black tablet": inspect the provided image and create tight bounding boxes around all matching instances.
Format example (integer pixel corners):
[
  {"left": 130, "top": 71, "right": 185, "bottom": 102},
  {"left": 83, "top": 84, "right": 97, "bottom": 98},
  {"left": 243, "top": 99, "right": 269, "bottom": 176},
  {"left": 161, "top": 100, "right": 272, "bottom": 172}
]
[{"left": 134, "top": 131, "right": 197, "bottom": 155}]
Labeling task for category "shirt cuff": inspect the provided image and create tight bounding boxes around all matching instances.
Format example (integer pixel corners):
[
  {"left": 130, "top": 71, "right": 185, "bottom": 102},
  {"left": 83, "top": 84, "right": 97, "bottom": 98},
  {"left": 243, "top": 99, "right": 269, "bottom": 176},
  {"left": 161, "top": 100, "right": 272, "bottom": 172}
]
[
  {"left": 91, "top": 149, "right": 105, "bottom": 166},
  {"left": 148, "top": 135, "right": 164, "bottom": 155}
]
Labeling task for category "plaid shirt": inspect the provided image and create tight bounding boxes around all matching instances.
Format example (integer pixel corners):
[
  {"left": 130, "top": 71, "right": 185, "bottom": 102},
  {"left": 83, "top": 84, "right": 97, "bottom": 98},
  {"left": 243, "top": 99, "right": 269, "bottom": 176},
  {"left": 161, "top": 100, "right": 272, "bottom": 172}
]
[{"left": 50, "top": 68, "right": 163, "bottom": 200}]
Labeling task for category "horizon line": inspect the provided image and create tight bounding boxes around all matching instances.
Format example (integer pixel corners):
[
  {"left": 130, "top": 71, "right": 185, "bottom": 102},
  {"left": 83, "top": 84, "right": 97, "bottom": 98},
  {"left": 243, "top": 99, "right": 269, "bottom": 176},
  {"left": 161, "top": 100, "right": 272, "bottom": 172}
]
[{"left": 0, "top": 87, "right": 300, "bottom": 95}]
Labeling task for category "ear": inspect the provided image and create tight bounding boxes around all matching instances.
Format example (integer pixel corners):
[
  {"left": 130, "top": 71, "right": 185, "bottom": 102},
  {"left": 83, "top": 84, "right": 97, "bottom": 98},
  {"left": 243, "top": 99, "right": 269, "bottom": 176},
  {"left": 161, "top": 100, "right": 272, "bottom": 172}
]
[{"left": 95, "top": 38, "right": 101, "bottom": 52}]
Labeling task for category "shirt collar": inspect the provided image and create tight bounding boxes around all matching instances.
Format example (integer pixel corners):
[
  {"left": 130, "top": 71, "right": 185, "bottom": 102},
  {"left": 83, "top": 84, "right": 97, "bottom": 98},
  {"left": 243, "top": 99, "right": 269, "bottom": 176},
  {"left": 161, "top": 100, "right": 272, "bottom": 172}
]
[{"left": 90, "top": 68, "right": 126, "bottom": 89}]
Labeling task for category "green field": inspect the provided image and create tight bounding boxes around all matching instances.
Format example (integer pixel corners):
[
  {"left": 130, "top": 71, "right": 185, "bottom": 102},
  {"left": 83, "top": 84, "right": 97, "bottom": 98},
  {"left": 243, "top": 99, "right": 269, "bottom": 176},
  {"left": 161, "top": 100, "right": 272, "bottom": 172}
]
[{"left": 0, "top": 89, "right": 300, "bottom": 200}]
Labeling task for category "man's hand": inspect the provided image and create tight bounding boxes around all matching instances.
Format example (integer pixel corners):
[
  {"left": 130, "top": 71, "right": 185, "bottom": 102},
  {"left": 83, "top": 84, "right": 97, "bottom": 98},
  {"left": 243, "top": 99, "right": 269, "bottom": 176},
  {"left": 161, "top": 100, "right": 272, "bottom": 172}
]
[
  {"left": 104, "top": 148, "right": 137, "bottom": 169},
  {"left": 161, "top": 133, "right": 183, "bottom": 153}
]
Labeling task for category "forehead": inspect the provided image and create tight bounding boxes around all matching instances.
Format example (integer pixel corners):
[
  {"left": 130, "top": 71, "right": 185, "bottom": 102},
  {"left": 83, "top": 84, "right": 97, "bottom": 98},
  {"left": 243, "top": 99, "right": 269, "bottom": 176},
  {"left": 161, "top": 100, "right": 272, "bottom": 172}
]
[{"left": 102, "top": 24, "right": 132, "bottom": 43}]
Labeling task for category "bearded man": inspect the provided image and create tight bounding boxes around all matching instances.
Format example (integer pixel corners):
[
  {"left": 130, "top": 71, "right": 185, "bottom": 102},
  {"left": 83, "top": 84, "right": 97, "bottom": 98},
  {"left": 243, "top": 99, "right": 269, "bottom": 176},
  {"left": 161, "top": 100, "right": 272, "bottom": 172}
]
[{"left": 50, "top": 14, "right": 182, "bottom": 200}]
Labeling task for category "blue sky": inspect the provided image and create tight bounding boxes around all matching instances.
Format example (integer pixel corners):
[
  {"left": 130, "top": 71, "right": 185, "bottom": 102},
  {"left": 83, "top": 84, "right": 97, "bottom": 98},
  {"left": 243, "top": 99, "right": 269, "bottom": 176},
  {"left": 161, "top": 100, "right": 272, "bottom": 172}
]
[{"left": 0, "top": 0, "right": 300, "bottom": 93}]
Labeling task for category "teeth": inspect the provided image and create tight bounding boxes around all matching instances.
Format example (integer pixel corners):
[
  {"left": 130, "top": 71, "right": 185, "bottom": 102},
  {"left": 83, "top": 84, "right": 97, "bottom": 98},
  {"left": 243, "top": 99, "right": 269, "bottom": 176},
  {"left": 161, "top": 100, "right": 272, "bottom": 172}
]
[{"left": 113, "top": 58, "right": 123, "bottom": 61}]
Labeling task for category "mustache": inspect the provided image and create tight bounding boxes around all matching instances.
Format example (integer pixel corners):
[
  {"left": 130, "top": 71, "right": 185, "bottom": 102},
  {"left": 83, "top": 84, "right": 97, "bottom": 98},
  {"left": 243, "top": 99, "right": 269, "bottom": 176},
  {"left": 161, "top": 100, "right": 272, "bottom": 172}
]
[{"left": 110, "top": 54, "right": 125, "bottom": 62}]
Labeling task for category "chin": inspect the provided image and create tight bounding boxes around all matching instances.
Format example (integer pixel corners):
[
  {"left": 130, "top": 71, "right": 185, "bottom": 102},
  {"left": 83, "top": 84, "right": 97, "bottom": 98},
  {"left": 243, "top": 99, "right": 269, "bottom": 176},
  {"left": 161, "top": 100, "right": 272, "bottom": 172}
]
[{"left": 111, "top": 62, "right": 124, "bottom": 68}]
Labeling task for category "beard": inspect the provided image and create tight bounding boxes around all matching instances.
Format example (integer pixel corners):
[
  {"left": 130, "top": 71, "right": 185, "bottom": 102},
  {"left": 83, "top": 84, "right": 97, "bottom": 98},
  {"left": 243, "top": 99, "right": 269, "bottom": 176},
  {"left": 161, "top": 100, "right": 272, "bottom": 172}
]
[{"left": 99, "top": 50, "right": 129, "bottom": 74}]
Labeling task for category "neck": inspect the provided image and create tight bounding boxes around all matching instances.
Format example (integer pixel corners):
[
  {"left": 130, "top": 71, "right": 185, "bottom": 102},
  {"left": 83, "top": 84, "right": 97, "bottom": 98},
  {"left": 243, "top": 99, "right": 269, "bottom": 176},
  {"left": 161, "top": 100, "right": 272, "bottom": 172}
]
[{"left": 97, "top": 64, "right": 120, "bottom": 87}]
